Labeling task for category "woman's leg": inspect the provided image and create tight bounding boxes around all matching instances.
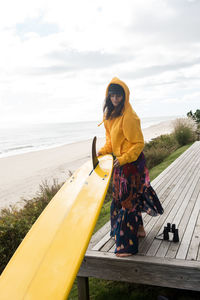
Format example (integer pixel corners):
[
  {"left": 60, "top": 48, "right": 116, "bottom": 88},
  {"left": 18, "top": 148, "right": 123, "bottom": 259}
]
[
  {"left": 114, "top": 208, "right": 140, "bottom": 256},
  {"left": 110, "top": 199, "right": 121, "bottom": 237},
  {"left": 115, "top": 212, "right": 145, "bottom": 257}
]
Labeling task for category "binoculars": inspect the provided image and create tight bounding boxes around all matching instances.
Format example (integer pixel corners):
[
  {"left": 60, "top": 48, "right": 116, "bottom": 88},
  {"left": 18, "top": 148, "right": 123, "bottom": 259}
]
[
  {"left": 155, "top": 222, "right": 179, "bottom": 242},
  {"left": 163, "top": 223, "right": 179, "bottom": 242}
]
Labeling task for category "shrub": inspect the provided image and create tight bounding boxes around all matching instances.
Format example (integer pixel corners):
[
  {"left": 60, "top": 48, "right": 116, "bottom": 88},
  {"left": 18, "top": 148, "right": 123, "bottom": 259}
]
[
  {"left": 143, "top": 134, "right": 179, "bottom": 169},
  {"left": 144, "top": 146, "right": 169, "bottom": 169},
  {"left": 172, "top": 118, "right": 197, "bottom": 146},
  {"left": 0, "top": 180, "right": 63, "bottom": 275},
  {"left": 144, "top": 134, "right": 178, "bottom": 151}
]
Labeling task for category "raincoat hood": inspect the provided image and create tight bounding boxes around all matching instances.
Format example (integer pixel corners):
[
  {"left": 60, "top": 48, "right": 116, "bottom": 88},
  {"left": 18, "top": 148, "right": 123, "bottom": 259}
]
[
  {"left": 98, "top": 77, "right": 131, "bottom": 127},
  {"left": 106, "top": 77, "right": 130, "bottom": 111}
]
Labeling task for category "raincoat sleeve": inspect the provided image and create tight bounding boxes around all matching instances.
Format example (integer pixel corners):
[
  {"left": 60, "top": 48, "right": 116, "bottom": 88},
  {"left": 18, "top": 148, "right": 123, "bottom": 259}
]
[
  {"left": 117, "top": 112, "right": 144, "bottom": 165},
  {"left": 98, "top": 123, "right": 112, "bottom": 155}
]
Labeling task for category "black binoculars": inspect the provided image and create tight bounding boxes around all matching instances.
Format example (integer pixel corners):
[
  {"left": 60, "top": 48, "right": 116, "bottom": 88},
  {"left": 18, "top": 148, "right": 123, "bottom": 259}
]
[{"left": 163, "top": 223, "right": 179, "bottom": 242}]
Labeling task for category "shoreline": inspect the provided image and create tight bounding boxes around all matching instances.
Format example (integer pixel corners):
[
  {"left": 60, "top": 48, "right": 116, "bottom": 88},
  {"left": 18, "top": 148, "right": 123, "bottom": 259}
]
[{"left": 0, "top": 120, "right": 174, "bottom": 210}]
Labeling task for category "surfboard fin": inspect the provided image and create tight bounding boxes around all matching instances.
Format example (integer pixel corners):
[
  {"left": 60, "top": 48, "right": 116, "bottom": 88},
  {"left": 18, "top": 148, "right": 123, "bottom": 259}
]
[{"left": 92, "top": 136, "right": 99, "bottom": 169}]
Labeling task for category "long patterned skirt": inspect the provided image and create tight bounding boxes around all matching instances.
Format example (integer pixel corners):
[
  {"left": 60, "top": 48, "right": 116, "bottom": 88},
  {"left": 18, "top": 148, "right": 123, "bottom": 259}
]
[{"left": 111, "top": 152, "right": 164, "bottom": 255}]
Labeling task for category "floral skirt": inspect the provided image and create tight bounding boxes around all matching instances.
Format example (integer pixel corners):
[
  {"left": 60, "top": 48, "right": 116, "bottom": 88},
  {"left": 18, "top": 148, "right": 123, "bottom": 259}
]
[{"left": 111, "top": 152, "right": 164, "bottom": 254}]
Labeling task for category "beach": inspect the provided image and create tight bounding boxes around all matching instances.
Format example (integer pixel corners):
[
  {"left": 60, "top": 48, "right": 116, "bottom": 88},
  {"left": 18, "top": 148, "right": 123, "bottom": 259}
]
[{"left": 0, "top": 120, "right": 174, "bottom": 210}]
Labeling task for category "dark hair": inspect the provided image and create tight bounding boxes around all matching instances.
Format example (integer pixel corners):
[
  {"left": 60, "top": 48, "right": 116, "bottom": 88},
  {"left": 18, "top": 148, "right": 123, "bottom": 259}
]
[{"left": 103, "top": 94, "right": 125, "bottom": 120}]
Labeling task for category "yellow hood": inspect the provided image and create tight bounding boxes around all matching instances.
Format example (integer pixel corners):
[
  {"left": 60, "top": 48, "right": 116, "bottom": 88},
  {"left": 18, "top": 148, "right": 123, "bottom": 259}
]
[
  {"left": 106, "top": 77, "right": 130, "bottom": 111},
  {"left": 98, "top": 77, "right": 130, "bottom": 127}
]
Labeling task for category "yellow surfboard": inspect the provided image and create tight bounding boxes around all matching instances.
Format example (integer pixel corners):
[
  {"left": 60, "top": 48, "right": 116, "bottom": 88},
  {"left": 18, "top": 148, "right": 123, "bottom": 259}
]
[{"left": 0, "top": 137, "right": 113, "bottom": 300}]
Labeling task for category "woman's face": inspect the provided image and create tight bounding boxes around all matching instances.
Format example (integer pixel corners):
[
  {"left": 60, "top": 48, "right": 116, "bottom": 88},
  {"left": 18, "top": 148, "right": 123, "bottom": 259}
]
[{"left": 110, "top": 94, "right": 123, "bottom": 107}]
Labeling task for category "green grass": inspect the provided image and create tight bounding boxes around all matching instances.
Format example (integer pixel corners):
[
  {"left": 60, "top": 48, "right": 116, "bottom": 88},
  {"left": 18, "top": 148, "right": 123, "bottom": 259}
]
[
  {"left": 93, "top": 201, "right": 111, "bottom": 234},
  {"left": 68, "top": 143, "right": 195, "bottom": 300},
  {"left": 0, "top": 180, "right": 63, "bottom": 275}
]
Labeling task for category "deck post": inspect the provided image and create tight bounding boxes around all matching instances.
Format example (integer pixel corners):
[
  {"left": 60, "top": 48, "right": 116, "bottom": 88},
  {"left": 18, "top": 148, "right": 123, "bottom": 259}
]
[{"left": 77, "top": 276, "right": 90, "bottom": 300}]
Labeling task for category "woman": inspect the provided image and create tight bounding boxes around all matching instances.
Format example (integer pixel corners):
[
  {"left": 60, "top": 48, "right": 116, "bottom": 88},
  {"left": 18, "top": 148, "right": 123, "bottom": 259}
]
[{"left": 98, "top": 77, "right": 164, "bottom": 257}]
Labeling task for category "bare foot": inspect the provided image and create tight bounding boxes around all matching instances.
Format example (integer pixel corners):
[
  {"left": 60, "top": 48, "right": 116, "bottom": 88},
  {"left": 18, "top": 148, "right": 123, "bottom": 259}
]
[
  {"left": 116, "top": 253, "right": 132, "bottom": 257},
  {"left": 137, "top": 225, "right": 146, "bottom": 237}
]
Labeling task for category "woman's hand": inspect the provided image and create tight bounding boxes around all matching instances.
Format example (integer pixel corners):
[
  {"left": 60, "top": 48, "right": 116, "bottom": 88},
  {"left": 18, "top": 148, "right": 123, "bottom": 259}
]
[{"left": 114, "top": 158, "right": 120, "bottom": 168}]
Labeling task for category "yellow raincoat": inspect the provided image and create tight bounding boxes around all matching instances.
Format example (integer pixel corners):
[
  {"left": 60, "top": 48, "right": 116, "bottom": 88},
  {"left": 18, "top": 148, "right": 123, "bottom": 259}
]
[{"left": 99, "top": 77, "right": 144, "bottom": 166}]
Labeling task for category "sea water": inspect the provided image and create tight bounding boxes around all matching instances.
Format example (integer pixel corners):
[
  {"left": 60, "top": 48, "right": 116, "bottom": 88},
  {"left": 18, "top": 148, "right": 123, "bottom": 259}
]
[{"left": 0, "top": 116, "right": 178, "bottom": 158}]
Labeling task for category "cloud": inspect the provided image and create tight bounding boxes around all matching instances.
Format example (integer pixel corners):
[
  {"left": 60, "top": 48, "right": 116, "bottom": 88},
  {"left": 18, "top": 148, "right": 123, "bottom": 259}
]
[
  {"left": 121, "top": 57, "right": 200, "bottom": 79},
  {"left": 128, "top": 0, "right": 200, "bottom": 45},
  {"left": 15, "top": 15, "right": 59, "bottom": 39},
  {"left": 26, "top": 50, "right": 129, "bottom": 75},
  {"left": 0, "top": 0, "right": 200, "bottom": 125}
]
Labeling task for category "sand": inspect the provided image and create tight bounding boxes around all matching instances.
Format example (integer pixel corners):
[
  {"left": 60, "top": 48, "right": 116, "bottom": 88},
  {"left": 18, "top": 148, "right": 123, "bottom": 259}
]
[{"left": 0, "top": 120, "right": 174, "bottom": 210}]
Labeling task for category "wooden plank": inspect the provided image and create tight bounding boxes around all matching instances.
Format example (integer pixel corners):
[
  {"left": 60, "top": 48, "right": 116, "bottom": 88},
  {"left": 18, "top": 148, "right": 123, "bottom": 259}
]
[
  {"left": 100, "top": 237, "right": 115, "bottom": 252},
  {"left": 187, "top": 211, "right": 200, "bottom": 261},
  {"left": 139, "top": 149, "right": 200, "bottom": 255},
  {"left": 88, "top": 221, "right": 110, "bottom": 250},
  {"left": 151, "top": 142, "right": 199, "bottom": 189},
  {"left": 79, "top": 251, "right": 200, "bottom": 291},
  {"left": 149, "top": 143, "right": 198, "bottom": 205},
  {"left": 152, "top": 142, "right": 199, "bottom": 186},
  {"left": 166, "top": 177, "right": 200, "bottom": 259},
  {"left": 109, "top": 243, "right": 116, "bottom": 253},
  {"left": 154, "top": 143, "right": 200, "bottom": 196},
  {"left": 153, "top": 167, "right": 200, "bottom": 258},
  {"left": 176, "top": 191, "right": 200, "bottom": 260},
  {"left": 92, "top": 232, "right": 111, "bottom": 251}
]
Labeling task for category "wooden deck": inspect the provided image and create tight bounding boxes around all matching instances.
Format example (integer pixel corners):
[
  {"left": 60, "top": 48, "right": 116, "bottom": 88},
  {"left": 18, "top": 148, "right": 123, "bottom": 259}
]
[{"left": 77, "top": 142, "right": 200, "bottom": 299}]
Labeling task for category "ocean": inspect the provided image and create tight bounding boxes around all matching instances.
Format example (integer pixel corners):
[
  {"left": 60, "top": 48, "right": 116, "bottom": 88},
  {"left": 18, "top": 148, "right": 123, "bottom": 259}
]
[{"left": 0, "top": 116, "right": 178, "bottom": 158}]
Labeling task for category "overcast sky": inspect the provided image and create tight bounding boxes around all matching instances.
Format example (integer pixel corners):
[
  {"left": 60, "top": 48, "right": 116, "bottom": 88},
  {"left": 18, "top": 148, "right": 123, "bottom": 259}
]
[{"left": 0, "top": 0, "right": 200, "bottom": 125}]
